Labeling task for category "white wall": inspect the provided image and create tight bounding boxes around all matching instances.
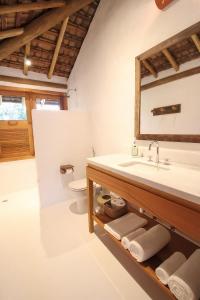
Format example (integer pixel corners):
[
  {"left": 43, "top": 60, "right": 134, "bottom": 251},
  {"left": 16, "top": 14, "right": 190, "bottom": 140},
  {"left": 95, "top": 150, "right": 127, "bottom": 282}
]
[
  {"left": 0, "top": 159, "right": 37, "bottom": 197},
  {"left": 68, "top": 0, "right": 200, "bottom": 158},
  {"left": 32, "top": 110, "right": 92, "bottom": 207}
]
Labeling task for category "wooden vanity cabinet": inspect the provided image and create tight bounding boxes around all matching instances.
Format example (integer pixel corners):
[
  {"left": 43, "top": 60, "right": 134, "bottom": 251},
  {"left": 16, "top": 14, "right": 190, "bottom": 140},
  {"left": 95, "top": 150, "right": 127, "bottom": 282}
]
[{"left": 86, "top": 164, "right": 200, "bottom": 300}]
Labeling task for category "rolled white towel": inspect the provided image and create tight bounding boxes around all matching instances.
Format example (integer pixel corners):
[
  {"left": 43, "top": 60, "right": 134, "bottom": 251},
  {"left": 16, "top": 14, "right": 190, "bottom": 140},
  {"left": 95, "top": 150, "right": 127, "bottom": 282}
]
[
  {"left": 121, "top": 228, "right": 146, "bottom": 250},
  {"left": 129, "top": 224, "right": 171, "bottom": 262},
  {"left": 168, "top": 249, "right": 200, "bottom": 300},
  {"left": 155, "top": 252, "right": 186, "bottom": 285}
]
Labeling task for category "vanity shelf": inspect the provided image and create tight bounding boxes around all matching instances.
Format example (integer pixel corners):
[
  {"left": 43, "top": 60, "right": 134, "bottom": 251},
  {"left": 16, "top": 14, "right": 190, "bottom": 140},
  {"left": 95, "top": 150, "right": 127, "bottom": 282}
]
[
  {"left": 87, "top": 163, "right": 200, "bottom": 300},
  {"left": 92, "top": 209, "right": 198, "bottom": 300}
]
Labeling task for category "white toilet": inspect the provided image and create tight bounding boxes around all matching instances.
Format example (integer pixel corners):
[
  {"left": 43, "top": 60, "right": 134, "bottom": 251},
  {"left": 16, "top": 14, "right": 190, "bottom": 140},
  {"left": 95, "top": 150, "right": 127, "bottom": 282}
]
[{"left": 68, "top": 178, "right": 100, "bottom": 213}]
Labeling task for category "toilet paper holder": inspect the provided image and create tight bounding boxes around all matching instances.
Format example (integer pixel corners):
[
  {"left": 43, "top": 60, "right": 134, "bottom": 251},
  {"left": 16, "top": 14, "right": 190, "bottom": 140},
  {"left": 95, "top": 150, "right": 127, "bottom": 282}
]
[{"left": 60, "top": 164, "right": 74, "bottom": 174}]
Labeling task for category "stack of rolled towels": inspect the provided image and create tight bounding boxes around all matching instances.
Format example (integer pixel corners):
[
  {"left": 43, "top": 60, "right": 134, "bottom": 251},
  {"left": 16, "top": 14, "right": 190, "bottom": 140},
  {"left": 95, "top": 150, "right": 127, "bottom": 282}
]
[
  {"left": 104, "top": 212, "right": 200, "bottom": 300},
  {"left": 104, "top": 212, "right": 171, "bottom": 262},
  {"left": 167, "top": 249, "right": 200, "bottom": 300},
  {"left": 155, "top": 252, "right": 187, "bottom": 285},
  {"left": 155, "top": 249, "right": 200, "bottom": 300}
]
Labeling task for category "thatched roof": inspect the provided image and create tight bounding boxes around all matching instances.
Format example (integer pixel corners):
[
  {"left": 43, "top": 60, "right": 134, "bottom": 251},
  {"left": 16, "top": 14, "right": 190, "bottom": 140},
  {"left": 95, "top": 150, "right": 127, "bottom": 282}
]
[{"left": 0, "top": 0, "right": 100, "bottom": 79}]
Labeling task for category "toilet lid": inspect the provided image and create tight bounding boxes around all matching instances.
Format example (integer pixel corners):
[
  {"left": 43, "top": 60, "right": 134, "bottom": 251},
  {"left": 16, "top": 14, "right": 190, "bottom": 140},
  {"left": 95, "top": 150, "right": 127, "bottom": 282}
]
[{"left": 68, "top": 178, "right": 87, "bottom": 191}]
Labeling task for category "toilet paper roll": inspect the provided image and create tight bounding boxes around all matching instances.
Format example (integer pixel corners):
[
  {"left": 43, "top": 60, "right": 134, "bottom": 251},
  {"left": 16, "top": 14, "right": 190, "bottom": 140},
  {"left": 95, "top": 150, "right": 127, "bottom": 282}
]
[{"left": 111, "top": 198, "right": 126, "bottom": 208}]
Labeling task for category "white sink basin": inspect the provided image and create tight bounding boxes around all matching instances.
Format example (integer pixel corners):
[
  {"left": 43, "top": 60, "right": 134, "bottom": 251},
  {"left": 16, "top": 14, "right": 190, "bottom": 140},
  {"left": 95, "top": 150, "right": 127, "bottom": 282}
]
[{"left": 118, "top": 161, "right": 169, "bottom": 171}]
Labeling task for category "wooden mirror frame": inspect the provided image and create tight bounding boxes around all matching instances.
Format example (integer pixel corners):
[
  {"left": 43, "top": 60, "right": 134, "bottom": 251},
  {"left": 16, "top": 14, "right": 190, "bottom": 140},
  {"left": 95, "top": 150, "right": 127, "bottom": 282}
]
[{"left": 135, "top": 21, "right": 200, "bottom": 143}]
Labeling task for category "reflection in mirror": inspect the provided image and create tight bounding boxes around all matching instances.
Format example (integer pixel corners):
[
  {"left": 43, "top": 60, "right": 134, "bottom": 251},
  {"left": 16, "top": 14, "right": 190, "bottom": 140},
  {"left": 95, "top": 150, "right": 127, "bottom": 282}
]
[{"left": 135, "top": 21, "right": 200, "bottom": 143}]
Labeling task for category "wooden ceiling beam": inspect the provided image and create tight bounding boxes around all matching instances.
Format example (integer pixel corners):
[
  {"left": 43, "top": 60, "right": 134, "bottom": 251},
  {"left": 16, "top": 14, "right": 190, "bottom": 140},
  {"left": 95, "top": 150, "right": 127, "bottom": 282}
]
[
  {"left": 48, "top": 17, "right": 69, "bottom": 79},
  {"left": 0, "top": 28, "right": 24, "bottom": 39},
  {"left": 162, "top": 48, "right": 179, "bottom": 71},
  {"left": 0, "top": 0, "right": 93, "bottom": 61},
  {"left": 142, "top": 59, "right": 158, "bottom": 78},
  {"left": 23, "top": 42, "right": 31, "bottom": 76},
  {"left": 191, "top": 34, "right": 200, "bottom": 52},
  {"left": 0, "top": 1, "right": 66, "bottom": 15},
  {"left": 0, "top": 75, "right": 67, "bottom": 89}
]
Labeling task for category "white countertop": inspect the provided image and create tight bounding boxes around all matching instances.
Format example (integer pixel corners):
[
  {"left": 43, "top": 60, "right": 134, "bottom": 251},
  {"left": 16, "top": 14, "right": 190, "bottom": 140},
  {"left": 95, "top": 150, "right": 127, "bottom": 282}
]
[{"left": 87, "top": 154, "right": 200, "bottom": 206}]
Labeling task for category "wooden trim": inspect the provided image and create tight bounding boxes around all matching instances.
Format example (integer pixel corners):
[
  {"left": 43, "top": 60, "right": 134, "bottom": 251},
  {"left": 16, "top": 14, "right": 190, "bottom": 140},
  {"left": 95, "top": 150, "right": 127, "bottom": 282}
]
[
  {"left": 162, "top": 48, "right": 179, "bottom": 71},
  {"left": 135, "top": 57, "right": 141, "bottom": 139},
  {"left": 137, "top": 21, "right": 200, "bottom": 60},
  {"left": 0, "top": 155, "right": 34, "bottom": 163},
  {"left": 48, "top": 18, "right": 69, "bottom": 79},
  {"left": 142, "top": 59, "right": 157, "bottom": 78},
  {"left": 23, "top": 42, "right": 31, "bottom": 76},
  {"left": 25, "top": 95, "right": 35, "bottom": 155},
  {"left": 141, "top": 66, "right": 200, "bottom": 91},
  {"left": 0, "top": 28, "right": 24, "bottom": 40},
  {"left": 191, "top": 34, "right": 200, "bottom": 52},
  {"left": 0, "top": 1, "right": 65, "bottom": 15},
  {"left": 87, "top": 177, "right": 94, "bottom": 233},
  {"left": 0, "top": 75, "right": 67, "bottom": 89},
  {"left": 0, "top": 85, "right": 66, "bottom": 95},
  {"left": 0, "top": 0, "right": 93, "bottom": 61},
  {"left": 137, "top": 134, "right": 200, "bottom": 143},
  {"left": 60, "top": 95, "right": 68, "bottom": 110}
]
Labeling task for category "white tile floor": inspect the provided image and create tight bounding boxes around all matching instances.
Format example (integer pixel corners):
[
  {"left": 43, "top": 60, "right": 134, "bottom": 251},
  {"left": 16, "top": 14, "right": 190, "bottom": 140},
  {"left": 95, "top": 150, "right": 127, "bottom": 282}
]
[{"left": 0, "top": 187, "right": 153, "bottom": 300}]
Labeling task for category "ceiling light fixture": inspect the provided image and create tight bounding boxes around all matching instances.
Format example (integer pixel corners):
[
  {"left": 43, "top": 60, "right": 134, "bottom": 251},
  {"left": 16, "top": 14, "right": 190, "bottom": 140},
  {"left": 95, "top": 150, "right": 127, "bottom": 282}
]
[{"left": 24, "top": 57, "right": 32, "bottom": 66}]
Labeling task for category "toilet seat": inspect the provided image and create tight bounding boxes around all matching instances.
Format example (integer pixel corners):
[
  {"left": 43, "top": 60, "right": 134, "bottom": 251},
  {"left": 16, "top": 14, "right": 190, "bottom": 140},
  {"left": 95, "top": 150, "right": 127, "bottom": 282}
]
[{"left": 68, "top": 178, "right": 87, "bottom": 191}]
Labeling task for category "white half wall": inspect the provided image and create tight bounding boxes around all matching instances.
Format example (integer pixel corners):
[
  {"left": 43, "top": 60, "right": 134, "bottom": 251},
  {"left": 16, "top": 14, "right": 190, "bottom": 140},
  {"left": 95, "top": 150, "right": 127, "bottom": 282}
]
[
  {"left": 32, "top": 110, "right": 92, "bottom": 207},
  {"left": 0, "top": 159, "right": 37, "bottom": 197},
  {"left": 68, "top": 0, "right": 200, "bottom": 156}
]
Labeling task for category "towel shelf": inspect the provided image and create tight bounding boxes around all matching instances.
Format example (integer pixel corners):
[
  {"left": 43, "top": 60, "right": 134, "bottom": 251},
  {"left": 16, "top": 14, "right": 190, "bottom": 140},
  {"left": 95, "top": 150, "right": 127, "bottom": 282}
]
[{"left": 86, "top": 164, "right": 199, "bottom": 300}]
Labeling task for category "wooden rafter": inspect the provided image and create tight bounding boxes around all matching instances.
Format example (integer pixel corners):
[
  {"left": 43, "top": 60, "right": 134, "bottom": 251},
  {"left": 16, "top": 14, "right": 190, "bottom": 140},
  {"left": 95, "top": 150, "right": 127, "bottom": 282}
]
[
  {"left": 24, "top": 42, "right": 31, "bottom": 76},
  {"left": 48, "top": 18, "right": 69, "bottom": 79},
  {"left": 0, "top": 28, "right": 24, "bottom": 40},
  {"left": 0, "top": 0, "right": 93, "bottom": 62},
  {"left": 191, "top": 34, "right": 200, "bottom": 52},
  {"left": 142, "top": 59, "right": 157, "bottom": 78},
  {"left": 0, "top": 1, "right": 65, "bottom": 15},
  {"left": 162, "top": 48, "right": 179, "bottom": 71}
]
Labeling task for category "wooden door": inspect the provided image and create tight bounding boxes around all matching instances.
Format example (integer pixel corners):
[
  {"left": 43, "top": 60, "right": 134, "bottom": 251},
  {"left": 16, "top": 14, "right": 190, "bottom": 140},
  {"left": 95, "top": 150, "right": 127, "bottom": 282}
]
[{"left": 0, "top": 90, "right": 34, "bottom": 161}]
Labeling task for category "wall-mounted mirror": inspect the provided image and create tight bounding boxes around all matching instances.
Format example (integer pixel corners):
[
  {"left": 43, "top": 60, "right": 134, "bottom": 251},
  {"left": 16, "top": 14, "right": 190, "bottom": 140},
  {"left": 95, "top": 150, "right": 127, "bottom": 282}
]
[{"left": 135, "top": 21, "right": 200, "bottom": 143}]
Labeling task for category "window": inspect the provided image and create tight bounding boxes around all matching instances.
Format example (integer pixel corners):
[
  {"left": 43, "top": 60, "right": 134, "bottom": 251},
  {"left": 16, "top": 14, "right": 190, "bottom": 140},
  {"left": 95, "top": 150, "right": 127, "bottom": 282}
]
[
  {"left": 35, "top": 98, "right": 61, "bottom": 111},
  {"left": 0, "top": 95, "right": 27, "bottom": 120}
]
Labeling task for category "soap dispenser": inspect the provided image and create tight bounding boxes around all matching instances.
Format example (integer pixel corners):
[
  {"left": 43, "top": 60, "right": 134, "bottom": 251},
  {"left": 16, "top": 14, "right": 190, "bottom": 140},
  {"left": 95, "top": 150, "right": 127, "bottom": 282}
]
[{"left": 131, "top": 139, "right": 138, "bottom": 156}]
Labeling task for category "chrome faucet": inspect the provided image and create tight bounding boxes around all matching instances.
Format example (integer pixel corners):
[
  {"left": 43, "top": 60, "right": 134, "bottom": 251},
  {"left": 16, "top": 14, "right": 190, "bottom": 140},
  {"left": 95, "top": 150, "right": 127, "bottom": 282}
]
[{"left": 149, "top": 141, "right": 159, "bottom": 164}]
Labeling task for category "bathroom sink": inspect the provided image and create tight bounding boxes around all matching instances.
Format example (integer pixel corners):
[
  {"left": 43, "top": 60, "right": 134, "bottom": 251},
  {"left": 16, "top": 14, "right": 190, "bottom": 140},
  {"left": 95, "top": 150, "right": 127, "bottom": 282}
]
[{"left": 118, "top": 161, "right": 169, "bottom": 171}]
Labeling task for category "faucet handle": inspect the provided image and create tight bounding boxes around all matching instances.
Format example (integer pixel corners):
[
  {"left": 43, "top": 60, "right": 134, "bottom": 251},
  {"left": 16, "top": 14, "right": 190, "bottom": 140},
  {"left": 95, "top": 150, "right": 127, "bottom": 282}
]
[{"left": 147, "top": 155, "right": 153, "bottom": 162}]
